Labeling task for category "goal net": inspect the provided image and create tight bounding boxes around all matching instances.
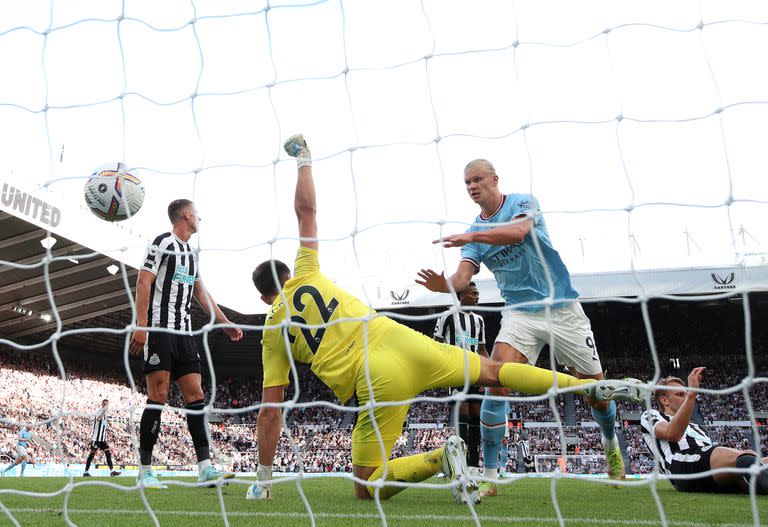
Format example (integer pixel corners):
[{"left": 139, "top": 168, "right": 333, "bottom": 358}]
[{"left": 1, "top": 1, "right": 767, "bottom": 526}]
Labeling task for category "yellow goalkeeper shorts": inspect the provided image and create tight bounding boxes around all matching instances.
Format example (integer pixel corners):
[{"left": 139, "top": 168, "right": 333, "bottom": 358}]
[{"left": 351, "top": 318, "right": 482, "bottom": 467}]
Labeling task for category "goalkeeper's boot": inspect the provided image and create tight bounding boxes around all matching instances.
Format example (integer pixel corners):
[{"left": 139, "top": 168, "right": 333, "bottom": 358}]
[
  {"left": 603, "top": 437, "right": 626, "bottom": 483},
  {"left": 442, "top": 435, "right": 480, "bottom": 505},
  {"left": 198, "top": 465, "right": 235, "bottom": 486},
  {"left": 137, "top": 468, "right": 166, "bottom": 490},
  {"left": 245, "top": 482, "right": 272, "bottom": 500},
  {"left": 478, "top": 481, "right": 497, "bottom": 498},
  {"left": 584, "top": 378, "right": 646, "bottom": 404},
  {"left": 82, "top": 472, "right": 91, "bottom": 477},
  {"left": 110, "top": 470, "right": 121, "bottom": 477}
]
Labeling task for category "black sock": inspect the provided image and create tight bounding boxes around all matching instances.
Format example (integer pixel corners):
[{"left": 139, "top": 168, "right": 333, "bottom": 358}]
[
  {"left": 736, "top": 454, "right": 768, "bottom": 494},
  {"left": 85, "top": 452, "right": 95, "bottom": 471},
  {"left": 467, "top": 415, "right": 482, "bottom": 468},
  {"left": 139, "top": 400, "right": 164, "bottom": 466},
  {"left": 185, "top": 399, "right": 210, "bottom": 462},
  {"left": 104, "top": 449, "right": 113, "bottom": 470},
  {"left": 458, "top": 414, "right": 470, "bottom": 444}
]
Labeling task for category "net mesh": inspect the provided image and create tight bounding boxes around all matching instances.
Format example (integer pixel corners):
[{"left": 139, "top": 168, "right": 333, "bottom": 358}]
[{"left": 1, "top": 1, "right": 767, "bottom": 526}]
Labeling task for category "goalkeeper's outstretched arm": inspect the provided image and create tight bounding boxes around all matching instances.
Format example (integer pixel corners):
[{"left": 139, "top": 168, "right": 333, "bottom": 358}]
[{"left": 284, "top": 134, "right": 317, "bottom": 251}]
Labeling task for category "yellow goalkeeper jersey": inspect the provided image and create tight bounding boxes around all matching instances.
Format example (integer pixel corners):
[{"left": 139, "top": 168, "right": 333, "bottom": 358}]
[{"left": 261, "top": 246, "right": 386, "bottom": 403}]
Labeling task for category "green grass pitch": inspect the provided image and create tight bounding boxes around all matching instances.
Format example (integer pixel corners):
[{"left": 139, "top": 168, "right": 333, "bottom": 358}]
[{"left": 0, "top": 476, "right": 765, "bottom": 526}]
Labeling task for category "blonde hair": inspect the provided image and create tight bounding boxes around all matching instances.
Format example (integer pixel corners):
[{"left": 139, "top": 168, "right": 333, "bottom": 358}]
[
  {"left": 464, "top": 158, "right": 496, "bottom": 176},
  {"left": 654, "top": 376, "right": 684, "bottom": 409}
]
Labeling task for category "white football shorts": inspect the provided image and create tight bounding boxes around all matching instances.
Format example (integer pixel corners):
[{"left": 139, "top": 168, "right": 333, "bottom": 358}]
[
  {"left": 496, "top": 301, "right": 602, "bottom": 376},
  {"left": 15, "top": 445, "right": 27, "bottom": 458}
]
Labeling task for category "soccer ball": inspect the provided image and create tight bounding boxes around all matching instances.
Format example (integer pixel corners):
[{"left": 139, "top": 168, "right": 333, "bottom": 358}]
[{"left": 84, "top": 163, "right": 145, "bottom": 221}]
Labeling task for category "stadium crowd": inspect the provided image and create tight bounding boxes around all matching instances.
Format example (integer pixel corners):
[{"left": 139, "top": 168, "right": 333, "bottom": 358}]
[{"left": 2, "top": 299, "right": 767, "bottom": 475}]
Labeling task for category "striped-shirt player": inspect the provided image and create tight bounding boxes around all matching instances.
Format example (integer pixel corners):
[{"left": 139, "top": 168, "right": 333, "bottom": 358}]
[
  {"left": 92, "top": 404, "right": 110, "bottom": 447},
  {"left": 143, "top": 232, "right": 199, "bottom": 333},
  {"left": 433, "top": 310, "right": 485, "bottom": 354},
  {"left": 84, "top": 399, "right": 119, "bottom": 477},
  {"left": 128, "top": 199, "right": 242, "bottom": 487},
  {"left": 432, "top": 281, "right": 488, "bottom": 469},
  {"left": 641, "top": 409, "right": 712, "bottom": 473},
  {"left": 640, "top": 370, "right": 768, "bottom": 494}
]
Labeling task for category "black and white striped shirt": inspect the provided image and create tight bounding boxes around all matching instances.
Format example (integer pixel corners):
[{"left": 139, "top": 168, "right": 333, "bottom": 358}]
[
  {"left": 92, "top": 407, "right": 109, "bottom": 443},
  {"left": 142, "top": 232, "right": 200, "bottom": 332},
  {"left": 640, "top": 409, "right": 713, "bottom": 474},
  {"left": 519, "top": 439, "right": 532, "bottom": 459},
  {"left": 433, "top": 310, "right": 485, "bottom": 353}
]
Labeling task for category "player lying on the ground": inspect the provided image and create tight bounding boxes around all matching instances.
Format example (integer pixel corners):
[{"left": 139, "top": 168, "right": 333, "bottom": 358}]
[
  {"left": 246, "top": 134, "right": 645, "bottom": 503},
  {"left": 641, "top": 367, "right": 768, "bottom": 493}
]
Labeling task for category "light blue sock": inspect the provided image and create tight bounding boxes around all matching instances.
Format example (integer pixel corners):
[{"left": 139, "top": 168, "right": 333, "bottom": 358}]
[
  {"left": 591, "top": 400, "right": 617, "bottom": 441},
  {"left": 497, "top": 401, "right": 510, "bottom": 470},
  {"left": 3, "top": 463, "right": 14, "bottom": 474},
  {"left": 499, "top": 441, "right": 508, "bottom": 470},
  {"left": 481, "top": 398, "right": 508, "bottom": 475},
  {"left": 20, "top": 461, "right": 27, "bottom": 476}
]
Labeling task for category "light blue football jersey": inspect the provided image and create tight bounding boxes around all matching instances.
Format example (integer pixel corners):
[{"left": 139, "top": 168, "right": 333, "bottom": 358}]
[
  {"left": 460, "top": 193, "right": 578, "bottom": 311},
  {"left": 17, "top": 430, "right": 31, "bottom": 447}
]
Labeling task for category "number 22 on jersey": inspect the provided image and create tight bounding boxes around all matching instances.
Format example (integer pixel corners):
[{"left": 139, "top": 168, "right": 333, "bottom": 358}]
[{"left": 286, "top": 285, "right": 339, "bottom": 354}]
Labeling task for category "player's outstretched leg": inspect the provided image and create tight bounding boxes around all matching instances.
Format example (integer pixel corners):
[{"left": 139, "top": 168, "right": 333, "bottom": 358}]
[
  {"left": 492, "top": 361, "right": 645, "bottom": 404},
  {"left": 442, "top": 436, "right": 480, "bottom": 504},
  {"left": 361, "top": 436, "right": 478, "bottom": 503}
]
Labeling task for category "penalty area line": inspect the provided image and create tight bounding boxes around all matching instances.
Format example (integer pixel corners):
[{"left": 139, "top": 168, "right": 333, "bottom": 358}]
[{"left": 5, "top": 508, "right": 766, "bottom": 527}]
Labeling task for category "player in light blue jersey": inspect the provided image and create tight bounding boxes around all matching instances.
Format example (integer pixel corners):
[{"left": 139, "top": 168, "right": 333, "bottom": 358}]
[
  {"left": 3, "top": 427, "right": 33, "bottom": 477},
  {"left": 417, "top": 159, "right": 626, "bottom": 496}
]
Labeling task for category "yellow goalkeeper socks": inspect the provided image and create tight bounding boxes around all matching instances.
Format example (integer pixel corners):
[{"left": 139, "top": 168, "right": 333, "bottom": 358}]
[
  {"left": 498, "top": 362, "right": 593, "bottom": 395},
  {"left": 366, "top": 447, "right": 445, "bottom": 499}
]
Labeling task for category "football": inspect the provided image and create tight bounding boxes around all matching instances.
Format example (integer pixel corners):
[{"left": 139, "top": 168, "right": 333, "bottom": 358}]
[{"left": 84, "top": 163, "right": 145, "bottom": 221}]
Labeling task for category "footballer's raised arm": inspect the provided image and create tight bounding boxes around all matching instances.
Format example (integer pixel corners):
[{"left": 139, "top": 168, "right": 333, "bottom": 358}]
[{"left": 284, "top": 134, "right": 318, "bottom": 251}]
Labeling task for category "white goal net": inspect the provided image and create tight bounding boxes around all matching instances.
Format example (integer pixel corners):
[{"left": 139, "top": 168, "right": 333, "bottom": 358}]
[{"left": 1, "top": 1, "right": 767, "bottom": 527}]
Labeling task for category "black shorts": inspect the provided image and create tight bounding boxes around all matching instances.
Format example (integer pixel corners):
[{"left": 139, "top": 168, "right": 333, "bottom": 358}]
[
  {"left": 144, "top": 332, "right": 200, "bottom": 380},
  {"left": 91, "top": 441, "right": 109, "bottom": 451},
  {"left": 670, "top": 445, "right": 719, "bottom": 493}
]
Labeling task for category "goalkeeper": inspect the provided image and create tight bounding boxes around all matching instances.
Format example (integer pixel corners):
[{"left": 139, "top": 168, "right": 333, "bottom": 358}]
[{"left": 247, "top": 135, "right": 644, "bottom": 503}]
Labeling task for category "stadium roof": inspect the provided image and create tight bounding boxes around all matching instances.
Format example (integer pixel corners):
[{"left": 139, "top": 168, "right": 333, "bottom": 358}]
[{"left": 0, "top": 209, "right": 256, "bottom": 361}]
